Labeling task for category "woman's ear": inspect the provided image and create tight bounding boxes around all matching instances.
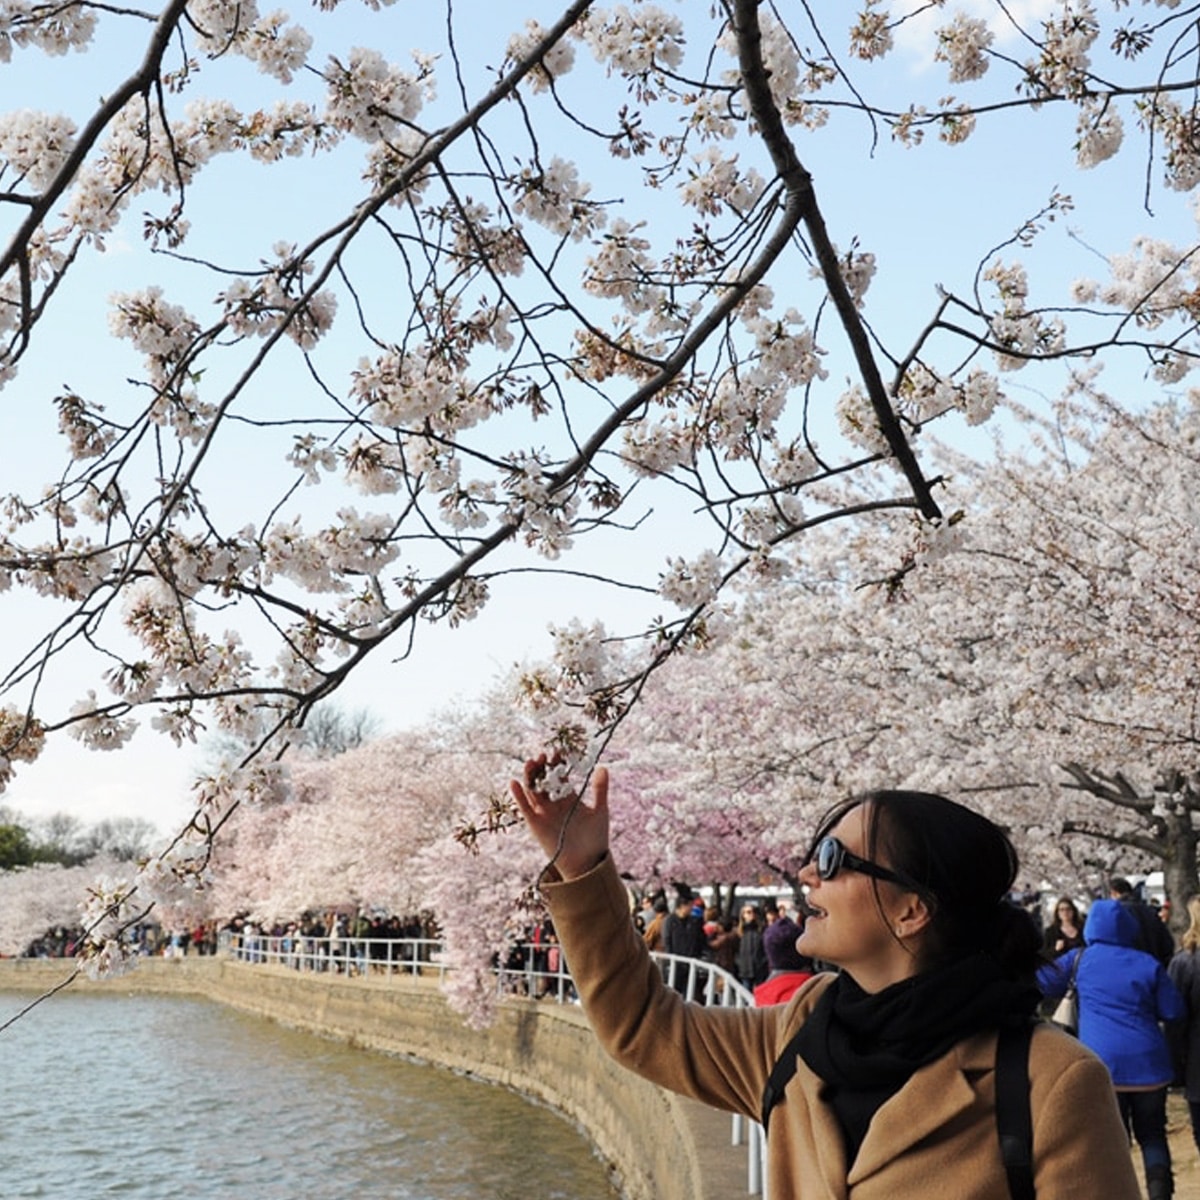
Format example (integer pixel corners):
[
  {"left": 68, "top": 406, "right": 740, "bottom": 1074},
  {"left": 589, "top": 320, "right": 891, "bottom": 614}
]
[{"left": 891, "top": 892, "right": 933, "bottom": 941}]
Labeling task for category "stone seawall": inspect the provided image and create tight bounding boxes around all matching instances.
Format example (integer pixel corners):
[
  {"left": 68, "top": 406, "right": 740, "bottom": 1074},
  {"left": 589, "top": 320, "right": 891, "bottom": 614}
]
[{"left": 0, "top": 959, "right": 715, "bottom": 1200}]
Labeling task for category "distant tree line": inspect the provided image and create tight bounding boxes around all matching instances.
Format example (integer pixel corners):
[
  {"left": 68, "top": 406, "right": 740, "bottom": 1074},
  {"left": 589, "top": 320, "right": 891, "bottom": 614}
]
[{"left": 0, "top": 809, "right": 157, "bottom": 871}]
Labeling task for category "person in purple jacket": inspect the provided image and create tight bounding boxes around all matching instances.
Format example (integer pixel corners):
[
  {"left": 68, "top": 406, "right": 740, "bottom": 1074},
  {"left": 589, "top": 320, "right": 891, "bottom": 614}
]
[{"left": 1039, "top": 898, "right": 1185, "bottom": 1200}]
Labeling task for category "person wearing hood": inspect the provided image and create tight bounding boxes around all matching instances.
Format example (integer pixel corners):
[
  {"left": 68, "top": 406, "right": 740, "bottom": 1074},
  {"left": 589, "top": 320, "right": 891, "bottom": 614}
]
[{"left": 1039, "top": 897, "right": 1185, "bottom": 1200}]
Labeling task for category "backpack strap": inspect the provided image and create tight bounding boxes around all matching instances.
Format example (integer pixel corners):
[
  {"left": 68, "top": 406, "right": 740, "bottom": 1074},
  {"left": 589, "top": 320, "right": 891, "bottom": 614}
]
[
  {"left": 995, "top": 1022, "right": 1036, "bottom": 1200},
  {"left": 762, "top": 1020, "right": 1036, "bottom": 1200}
]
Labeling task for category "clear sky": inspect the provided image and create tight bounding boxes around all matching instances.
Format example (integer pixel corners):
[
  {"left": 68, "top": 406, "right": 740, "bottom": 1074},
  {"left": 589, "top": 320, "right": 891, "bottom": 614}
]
[{"left": 1, "top": 1, "right": 1193, "bottom": 835}]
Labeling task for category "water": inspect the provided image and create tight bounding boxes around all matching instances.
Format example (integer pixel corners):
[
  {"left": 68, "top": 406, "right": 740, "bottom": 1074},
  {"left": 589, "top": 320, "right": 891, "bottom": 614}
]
[{"left": 0, "top": 992, "right": 620, "bottom": 1200}]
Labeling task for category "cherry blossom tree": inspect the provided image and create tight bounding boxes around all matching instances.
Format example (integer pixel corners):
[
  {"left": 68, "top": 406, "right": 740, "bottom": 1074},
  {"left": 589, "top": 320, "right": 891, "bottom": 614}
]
[
  {"left": 206, "top": 718, "right": 519, "bottom": 917},
  {"left": 202, "top": 696, "right": 554, "bottom": 1024},
  {"left": 895, "top": 387, "right": 1200, "bottom": 928},
  {"left": 4, "top": 0, "right": 1200, "bottom": 968},
  {"left": 603, "top": 385, "right": 1200, "bottom": 928},
  {"left": 599, "top": 537, "right": 923, "bottom": 899},
  {"left": 0, "top": 854, "right": 132, "bottom": 958}
]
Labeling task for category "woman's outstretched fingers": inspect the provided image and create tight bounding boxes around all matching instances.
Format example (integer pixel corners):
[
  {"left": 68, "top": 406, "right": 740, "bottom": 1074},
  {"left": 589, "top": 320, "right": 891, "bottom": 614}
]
[
  {"left": 590, "top": 765, "right": 609, "bottom": 811},
  {"left": 511, "top": 758, "right": 611, "bottom": 879}
]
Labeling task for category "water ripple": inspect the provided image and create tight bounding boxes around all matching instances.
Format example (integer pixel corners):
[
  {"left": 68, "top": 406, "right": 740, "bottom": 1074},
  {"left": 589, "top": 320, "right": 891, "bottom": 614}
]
[{"left": 0, "top": 992, "right": 618, "bottom": 1200}]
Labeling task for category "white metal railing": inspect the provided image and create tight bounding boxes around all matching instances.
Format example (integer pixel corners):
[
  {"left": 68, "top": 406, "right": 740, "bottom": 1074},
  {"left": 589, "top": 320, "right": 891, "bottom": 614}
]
[
  {"left": 217, "top": 931, "right": 767, "bottom": 1196},
  {"left": 219, "top": 930, "right": 443, "bottom": 977}
]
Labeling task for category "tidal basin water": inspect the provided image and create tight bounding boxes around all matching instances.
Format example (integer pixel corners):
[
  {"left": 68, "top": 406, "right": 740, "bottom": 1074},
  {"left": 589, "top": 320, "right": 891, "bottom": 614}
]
[{"left": 0, "top": 990, "right": 620, "bottom": 1200}]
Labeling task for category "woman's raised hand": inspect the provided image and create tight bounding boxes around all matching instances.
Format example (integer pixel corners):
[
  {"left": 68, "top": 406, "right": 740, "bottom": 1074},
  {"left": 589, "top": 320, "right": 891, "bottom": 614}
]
[{"left": 510, "top": 756, "right": 610, "bottom": 880}]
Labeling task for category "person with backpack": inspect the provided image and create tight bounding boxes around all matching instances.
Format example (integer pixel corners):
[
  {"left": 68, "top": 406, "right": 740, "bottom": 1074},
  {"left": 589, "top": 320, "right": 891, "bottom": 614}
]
[
  {"left": 511, "top": 759, "right": 1140, "bottom": 1199},
  {"left": 1109, "top": 875, "right": 1175, "bottom": 965}
]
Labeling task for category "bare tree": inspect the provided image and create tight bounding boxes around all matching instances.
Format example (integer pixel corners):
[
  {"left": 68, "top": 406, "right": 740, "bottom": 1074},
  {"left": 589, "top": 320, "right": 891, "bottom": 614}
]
[{"left": 301, "top": 705, "right": 381, "bottom": 759}]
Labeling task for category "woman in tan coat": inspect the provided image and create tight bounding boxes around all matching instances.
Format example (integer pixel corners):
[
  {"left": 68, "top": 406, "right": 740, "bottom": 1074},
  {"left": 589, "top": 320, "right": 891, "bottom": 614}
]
[{"left": 511, "top": 760, "right": 1141, "bottom": 1200}]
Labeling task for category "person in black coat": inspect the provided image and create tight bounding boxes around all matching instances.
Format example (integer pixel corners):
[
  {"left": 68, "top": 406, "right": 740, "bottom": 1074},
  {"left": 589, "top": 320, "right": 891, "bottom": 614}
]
[
  {"left": 1043, "top": 896, "right": 1086, "bottom": 956},
  {"left": 663, "top": 894, "right": 709, "bottom": 995},
  {"left": 1168, "top": 895, "right": 1200, "bottom": 1154},
  {"left": 1110, "top": 876, "right": 1175, "bottom": 965},
  {"left": 734, "top": 901, "right": 768, "bottom": 988}
]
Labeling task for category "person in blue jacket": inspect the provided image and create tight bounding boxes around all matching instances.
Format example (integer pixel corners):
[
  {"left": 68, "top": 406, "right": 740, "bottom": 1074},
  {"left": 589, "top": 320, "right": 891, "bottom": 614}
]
[{"left": 1039, "top": 897, "right": 1185, "bottom": 1200}]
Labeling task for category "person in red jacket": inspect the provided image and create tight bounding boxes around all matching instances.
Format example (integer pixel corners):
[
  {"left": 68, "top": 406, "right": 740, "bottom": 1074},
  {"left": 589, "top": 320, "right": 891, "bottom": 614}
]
[{"left": 753, "top": 915, "right": 814, "bottom": 1005}]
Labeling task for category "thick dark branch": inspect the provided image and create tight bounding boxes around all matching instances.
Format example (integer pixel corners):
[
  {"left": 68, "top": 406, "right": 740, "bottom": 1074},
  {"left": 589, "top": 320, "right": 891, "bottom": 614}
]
[
  {"left": 0, "top": 0, "right": 189, "bottom": 283},
  {"left": 730, "top": 0, "right": 941, "bottom": 523},
  {"left": 1059, "top": 761, "right": 1152, "bottom": 812},
  {"left": 1060, "top": 818, "right": 1163, "bottom": 860}
]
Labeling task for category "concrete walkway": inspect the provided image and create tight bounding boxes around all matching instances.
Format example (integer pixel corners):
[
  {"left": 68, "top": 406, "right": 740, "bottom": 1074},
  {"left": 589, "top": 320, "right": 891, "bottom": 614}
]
[{"left": 681, "top": 1097, "right": 761, "bottom": 1198}]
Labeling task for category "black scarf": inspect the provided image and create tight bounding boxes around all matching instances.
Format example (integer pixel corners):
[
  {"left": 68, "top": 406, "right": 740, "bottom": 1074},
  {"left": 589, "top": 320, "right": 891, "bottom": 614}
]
[{"left": 793, "top": 955, "right": 1041, "bottom": 1163}]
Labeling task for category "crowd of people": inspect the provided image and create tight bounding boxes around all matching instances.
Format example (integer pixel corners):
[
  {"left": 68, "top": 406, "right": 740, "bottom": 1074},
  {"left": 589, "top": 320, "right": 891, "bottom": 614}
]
[
  {"left": 634, "top": 888, "right": 814, "bottom": 1005},
  {"left": 20, "top": 910, "right": 439, "bottom": 975},
  {"left": 1035, "top": 876, "right": 1194, "bottom": 1200},
  {"left": 226, "top": 910, "right": 439, "bottom": 973},
  {"left": 22, "top": 920, "right": 221, "bottom": 959}
]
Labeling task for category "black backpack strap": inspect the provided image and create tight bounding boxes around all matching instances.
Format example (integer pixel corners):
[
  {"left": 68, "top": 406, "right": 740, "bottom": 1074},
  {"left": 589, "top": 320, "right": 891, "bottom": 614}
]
[
  {"left": 995, "top": 1022, "right": 1036, "bottom": 1200},
  {"left": 761, "top": 1025, "right": 807, "bottom": 1134}
]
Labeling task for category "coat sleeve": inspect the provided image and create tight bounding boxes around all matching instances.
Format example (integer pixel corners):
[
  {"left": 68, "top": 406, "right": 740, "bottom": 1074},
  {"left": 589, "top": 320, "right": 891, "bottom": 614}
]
[
  {"left": 1030, "top": 1035, "right": 1143, "bottom": 1199},
  {"left": 1156, "top": 962, "right": 1187, "bottom": 1023},
  {"left": 1035, "top": 949, "right": 1075, "bottom": 999},
  {"left": 541, "top": 853, "right": 802, "bottom": 1119}
]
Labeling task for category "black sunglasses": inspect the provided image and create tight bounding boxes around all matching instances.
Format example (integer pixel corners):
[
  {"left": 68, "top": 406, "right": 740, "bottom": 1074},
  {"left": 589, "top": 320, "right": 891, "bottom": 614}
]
[{"left": 813, "top": 835, "right": 921, "bottom": 892}]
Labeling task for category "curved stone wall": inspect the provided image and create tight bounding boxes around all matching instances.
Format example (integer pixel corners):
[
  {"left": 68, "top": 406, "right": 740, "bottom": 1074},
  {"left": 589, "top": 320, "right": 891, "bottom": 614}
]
[{"left": 0, "top": 958, "right": 709, "bottom": 1200}]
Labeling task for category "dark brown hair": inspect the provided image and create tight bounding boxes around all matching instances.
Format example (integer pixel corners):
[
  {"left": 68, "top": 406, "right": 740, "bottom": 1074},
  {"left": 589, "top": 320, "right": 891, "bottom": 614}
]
[{"left": 805, "top": 790, "right": 1041, "bottom": 978}]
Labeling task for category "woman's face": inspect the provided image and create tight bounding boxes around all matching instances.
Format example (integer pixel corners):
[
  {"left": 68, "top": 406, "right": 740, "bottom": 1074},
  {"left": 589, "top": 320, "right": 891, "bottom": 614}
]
[
  {"left": 796, "top": 804, "right": 926, "bottom": 992},
  {"left": 1057, "top": 902, "right": 1076, "bottom": 924}
]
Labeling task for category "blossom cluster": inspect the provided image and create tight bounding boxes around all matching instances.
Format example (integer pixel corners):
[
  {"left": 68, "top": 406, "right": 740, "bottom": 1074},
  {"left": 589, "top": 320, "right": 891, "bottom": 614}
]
[
  {"left": 0, "top": 0, "right": 95, "bottom": 60},
  {"left": 136, "top": 849, "right": 213, "bottom": 922},
  {"left": 77, "top": 872, "right": 138, "bottom": 980},
  {"left": 510, "top": 156, "right": 605, "bottom": 243},
  {"left": 1025, "top": 1, "right": 1099, "bottom": 100},
  {"left": 678, "top": 148, "right": 766, "bottom": 217},
  {"left": 982, "top": 262, "right": 1066, "bottom": 371},
  {"left": 1072, "top": 234, "right": 1200, "bottom": 377},
  {"left": 1075, "top": 99, "right": 1124, "bottom": 169},
  {"left": 502, "top": 457, "right": 579, "bottom": 559},
  {"left": 185, "top": 0, "right": 313, "bottom": 82},
  {"left": 0, "top": 705, "right": 45, "bottom": 791},
  {"left": 934, "top": 13, "right": 993, "bottom": 84},
  {"left": 68, "top": 691, "right": 136, "bottom": 751},
  {"left": 0, "top": 108, "right": 76, "bottom": 190},
  {"left": 577, "top": 4, "right": 685, "bottom": 79},
  {"left": 658, "top": 550, "right": 724, "bottom": 609},
  {"left": 717, "top": 11, "right": 832, "bottom": 131},
  {"left": 505, "top": 18, "right": 576, "bottom": 94},
  {"left": 813, "top": 245, "right": 876, "bottom": 310},
  {"left": 324, "top": 46, "right": 434, "bottom": 142},
  {"left": 219, "top": 268, "right": 339, "bottom": 351}
]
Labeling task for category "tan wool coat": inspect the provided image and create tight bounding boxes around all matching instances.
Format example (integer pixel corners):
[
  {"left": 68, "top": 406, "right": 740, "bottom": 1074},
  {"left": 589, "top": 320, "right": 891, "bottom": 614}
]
[{"left": 543, "top": 855, "right": 1141, "bottom": 1200}]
